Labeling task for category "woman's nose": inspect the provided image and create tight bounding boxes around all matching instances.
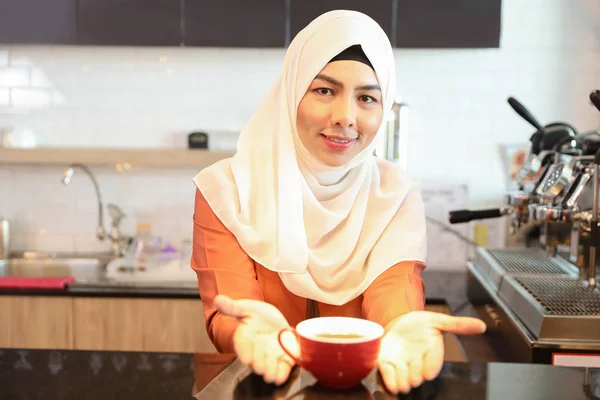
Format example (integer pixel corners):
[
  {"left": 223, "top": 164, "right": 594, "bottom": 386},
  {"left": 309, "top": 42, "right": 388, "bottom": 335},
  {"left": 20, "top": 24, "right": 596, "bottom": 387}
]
[{"left": 330, "top": 97, "right": 357, "bottom": 128}]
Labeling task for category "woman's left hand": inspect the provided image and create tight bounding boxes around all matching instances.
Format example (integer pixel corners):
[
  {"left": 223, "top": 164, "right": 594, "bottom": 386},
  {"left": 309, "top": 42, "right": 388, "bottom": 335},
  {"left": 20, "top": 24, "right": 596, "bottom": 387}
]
[{"left": 377, "top": 311, "right": 486, "bottom": 395}]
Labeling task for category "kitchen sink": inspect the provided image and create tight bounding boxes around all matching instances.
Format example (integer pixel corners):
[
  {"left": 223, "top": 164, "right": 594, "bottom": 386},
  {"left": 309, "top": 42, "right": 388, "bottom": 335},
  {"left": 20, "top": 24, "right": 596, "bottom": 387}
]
[
  {"left": 0, "top": 252, "right": 199, "bottom": 295},
  {"left": 0, "top": 251, "right": 112, "bottom": 280}
]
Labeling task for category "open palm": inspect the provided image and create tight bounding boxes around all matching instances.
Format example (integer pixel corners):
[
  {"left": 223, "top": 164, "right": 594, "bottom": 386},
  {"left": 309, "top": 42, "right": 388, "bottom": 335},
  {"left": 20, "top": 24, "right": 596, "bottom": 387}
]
[
  {"left": 377, "top": 311, "right": 486, "bottom": 395},
  {"left": 214, "top": 294, "right": 300, "bottom": 386}
]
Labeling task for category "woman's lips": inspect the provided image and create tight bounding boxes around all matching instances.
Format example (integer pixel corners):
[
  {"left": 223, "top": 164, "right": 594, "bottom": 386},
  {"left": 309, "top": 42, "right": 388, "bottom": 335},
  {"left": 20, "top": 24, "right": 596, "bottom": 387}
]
[{"left": 321, "top": 134, "right": 357, "bottom": 151}]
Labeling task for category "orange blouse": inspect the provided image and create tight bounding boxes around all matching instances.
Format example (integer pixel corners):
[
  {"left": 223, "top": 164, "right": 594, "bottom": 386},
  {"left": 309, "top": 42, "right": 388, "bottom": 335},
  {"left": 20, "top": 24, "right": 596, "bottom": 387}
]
[{"left": 191, "top": 189, "right": 426, "bottom": 353}]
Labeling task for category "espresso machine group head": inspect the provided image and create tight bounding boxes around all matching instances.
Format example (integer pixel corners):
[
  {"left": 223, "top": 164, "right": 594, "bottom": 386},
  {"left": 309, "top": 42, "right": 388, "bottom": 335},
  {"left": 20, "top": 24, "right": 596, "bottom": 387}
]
[{"left": 448, "top": 96, "right": 577, "bottom": 235}]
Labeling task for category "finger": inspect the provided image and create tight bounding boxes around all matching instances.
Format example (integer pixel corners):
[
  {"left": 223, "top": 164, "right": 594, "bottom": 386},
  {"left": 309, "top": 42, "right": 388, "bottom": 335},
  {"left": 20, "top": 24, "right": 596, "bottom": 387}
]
[
  {"left": 395, "top": 361, "right": 411, "bottom": 394},
  {"left": 252, "top": 344, "right": 266, "bottom": 376},
  {"left": 214, "top": 295, "right": 265, "bottom": 318},
  {"left": 215, "top": 295, "right": 290, "bottom": 328},
  {"left": 408, "top": 358, "right": 424, "bottom": 389},
  {"left": 233, "top": 327, "right": 254, "bottom": 365},
  {"left": 274, "top": 357, "right": 293, "bottom": 386},
  {"left": 422, "top": 346, "right": 444, "bottom": 381},
  {"left": 429, "top": 314, "right": 487, "bottom": 335},
  {"left": 213, "top": 295, "right": 238, "bottom": 316},
  {"left": 214, "top": 295, "right": 251, "bottom": 319},
  {"left": 378, "top": 361, "right": 398, "bottom": 394},
  {"left": 263, "top": 352, "right": 279, "bottom": 383}
]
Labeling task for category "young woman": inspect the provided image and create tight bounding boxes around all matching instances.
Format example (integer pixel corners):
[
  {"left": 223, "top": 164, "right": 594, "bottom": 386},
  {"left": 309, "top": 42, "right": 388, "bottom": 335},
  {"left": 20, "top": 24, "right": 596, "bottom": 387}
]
[{"left": 191, "top": 10, "right": 485, "bottom": 395}]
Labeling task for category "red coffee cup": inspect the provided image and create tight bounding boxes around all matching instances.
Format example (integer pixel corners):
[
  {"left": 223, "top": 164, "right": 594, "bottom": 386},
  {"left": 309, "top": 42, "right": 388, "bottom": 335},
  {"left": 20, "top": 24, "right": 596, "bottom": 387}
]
[{"left": 277, "top": 317, "right": 383, "bottom": 389}]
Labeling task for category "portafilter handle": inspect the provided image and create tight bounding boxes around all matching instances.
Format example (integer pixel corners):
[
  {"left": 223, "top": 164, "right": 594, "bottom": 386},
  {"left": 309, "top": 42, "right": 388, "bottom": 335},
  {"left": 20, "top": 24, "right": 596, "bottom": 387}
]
[
  {"left": 507, "top": 97, "right": 543, "bottom": 131},
  {"left": 591, "top": 90, "right": 600, "bottom": 112},
  {"left": 448, "top": 207, "right": 513, "bottom": 224},
  {"left": 508, "top": 96, "right": 545, "bottom": 156}
]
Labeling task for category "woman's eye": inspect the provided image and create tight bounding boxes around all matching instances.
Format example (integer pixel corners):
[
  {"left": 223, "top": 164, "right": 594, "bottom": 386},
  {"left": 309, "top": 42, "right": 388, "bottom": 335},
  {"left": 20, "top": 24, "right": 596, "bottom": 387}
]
[
  {"left": 314, "top": 88, "right": 333, "bottom": 95},
  {"left": 359, "top": 95, "right": 377, "bottom": 103}
]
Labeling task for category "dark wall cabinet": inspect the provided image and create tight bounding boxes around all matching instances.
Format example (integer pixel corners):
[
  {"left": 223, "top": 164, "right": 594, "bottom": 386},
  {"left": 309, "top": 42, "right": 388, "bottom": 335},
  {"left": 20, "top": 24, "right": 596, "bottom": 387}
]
[
  {"left": 77, "top": 0, "right": 182, "bottom": 46},
  {"left": 0, "top": 0, "right": 501, "bottom": 48},
  {"left": 396, "top": 0, "right": 501, "bottom": 48},
  {"left": 289, "top": 1, "right": 394, "bottom": 46},
  {"left": 184, "top": 0, "right": 285, "bottom": 47},
  {"left": 0, "top": 0, "right": 77, "bottom": 44}
]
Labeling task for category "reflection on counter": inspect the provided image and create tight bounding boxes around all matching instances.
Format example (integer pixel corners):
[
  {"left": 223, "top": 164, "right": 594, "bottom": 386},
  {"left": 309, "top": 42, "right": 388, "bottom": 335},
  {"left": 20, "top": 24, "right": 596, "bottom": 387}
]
[{"left": 0, "top": 348, "right": 195, "bottom": 399}]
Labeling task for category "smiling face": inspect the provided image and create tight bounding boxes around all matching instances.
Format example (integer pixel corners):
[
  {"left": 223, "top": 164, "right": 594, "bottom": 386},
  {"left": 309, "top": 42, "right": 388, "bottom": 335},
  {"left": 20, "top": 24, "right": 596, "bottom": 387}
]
[{"left": 296, "top": 60, "right": 384, "bottom": 167}]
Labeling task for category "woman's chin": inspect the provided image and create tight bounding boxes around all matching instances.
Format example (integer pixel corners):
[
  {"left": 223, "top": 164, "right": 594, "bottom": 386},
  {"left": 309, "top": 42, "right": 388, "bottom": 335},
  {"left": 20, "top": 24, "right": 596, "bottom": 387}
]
[{"left": 316, "top": 152, "right": 352, "bottom": 167}]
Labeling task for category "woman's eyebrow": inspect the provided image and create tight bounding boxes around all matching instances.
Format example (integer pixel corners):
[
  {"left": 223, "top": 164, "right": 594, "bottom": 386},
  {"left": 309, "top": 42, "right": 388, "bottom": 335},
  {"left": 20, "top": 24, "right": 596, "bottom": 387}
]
[
  {"left": 356, "top": 83, "right": 381, "bottom": 91},
  {"left": 314, "top": 74, "right": 381, "bottom": 91},
  {"left": 315, "top": 74, "right": 343, "bottom": 87}
]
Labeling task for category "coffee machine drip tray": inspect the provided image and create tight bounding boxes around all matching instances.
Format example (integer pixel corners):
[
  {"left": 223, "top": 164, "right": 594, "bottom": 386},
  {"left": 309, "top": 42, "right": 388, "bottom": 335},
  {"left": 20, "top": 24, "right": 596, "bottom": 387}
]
[
  {"left": 473, "top": 247, "right": 575, "bottom": 290},
  {"left": 472, "top": 247, "right": 600, "bottom": 342}
]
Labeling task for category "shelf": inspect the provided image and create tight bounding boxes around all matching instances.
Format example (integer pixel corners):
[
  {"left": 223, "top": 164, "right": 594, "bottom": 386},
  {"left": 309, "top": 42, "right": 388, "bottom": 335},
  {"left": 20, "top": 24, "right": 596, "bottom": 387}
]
[{"left": 0, "top": 147, "right": 234, "bottom": 168}]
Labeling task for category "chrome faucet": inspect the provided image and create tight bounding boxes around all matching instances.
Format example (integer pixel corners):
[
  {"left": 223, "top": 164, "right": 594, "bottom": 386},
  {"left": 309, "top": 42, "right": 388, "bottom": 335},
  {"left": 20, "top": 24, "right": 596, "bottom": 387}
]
[
  {"left": 62, "top": 163, "right": 106, "bottom": 241},
  {"left": 61, "top": 164, "right": 132, "bottom": 257},
  {"left": 106, "top": 203, "right": 133, "bottom": 257}
]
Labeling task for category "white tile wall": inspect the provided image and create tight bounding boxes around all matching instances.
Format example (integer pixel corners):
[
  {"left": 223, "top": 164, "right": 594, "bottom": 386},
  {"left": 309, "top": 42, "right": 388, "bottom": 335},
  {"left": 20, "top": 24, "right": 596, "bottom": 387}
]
[
  {"left": 0, "top": 88, "right": 9, "bottom": 107},
  {"left": 0, "top": 0, "right": 599, "bottom": 254},
  {"left": 0, "top": 165, "right": 199, "bottom": 253}
]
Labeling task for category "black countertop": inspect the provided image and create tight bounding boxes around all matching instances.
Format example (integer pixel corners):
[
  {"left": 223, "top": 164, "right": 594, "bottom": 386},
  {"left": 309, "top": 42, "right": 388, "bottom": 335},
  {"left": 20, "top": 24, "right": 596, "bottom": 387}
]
[
  {"left": 66, "top": 279, "right": 200, "bottom": 298},
  {"left": 197, "top": 357, "right": 600, "bottom": 400},
  {"left": 0, "top": 268, "right": 468, "bottom": 301},
  {"left": 0, "top": 282, "right": 200, "bottom": 299},
  {"left": 2, "top": 347, "right": 597, "bottom": 400}
]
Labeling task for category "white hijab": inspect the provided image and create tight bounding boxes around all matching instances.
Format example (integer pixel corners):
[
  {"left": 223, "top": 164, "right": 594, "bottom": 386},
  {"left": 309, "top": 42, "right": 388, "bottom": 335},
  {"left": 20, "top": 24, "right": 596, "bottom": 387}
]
[{"left": 193, "top": 10, "right": 427, "bottom": 306}]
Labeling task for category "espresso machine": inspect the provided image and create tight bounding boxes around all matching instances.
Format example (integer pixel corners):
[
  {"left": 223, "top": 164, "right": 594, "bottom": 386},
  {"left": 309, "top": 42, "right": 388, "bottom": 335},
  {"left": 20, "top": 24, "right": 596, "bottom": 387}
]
[{"left": 449, "top": 91, "right": 600, "bottom": 366}]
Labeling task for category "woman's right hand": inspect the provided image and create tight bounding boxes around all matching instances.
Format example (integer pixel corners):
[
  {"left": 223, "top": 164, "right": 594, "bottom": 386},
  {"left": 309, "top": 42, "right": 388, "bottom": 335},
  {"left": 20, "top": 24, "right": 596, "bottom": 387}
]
[{"left": 214, "top": 294, "right": 300, "bottom": 386}]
